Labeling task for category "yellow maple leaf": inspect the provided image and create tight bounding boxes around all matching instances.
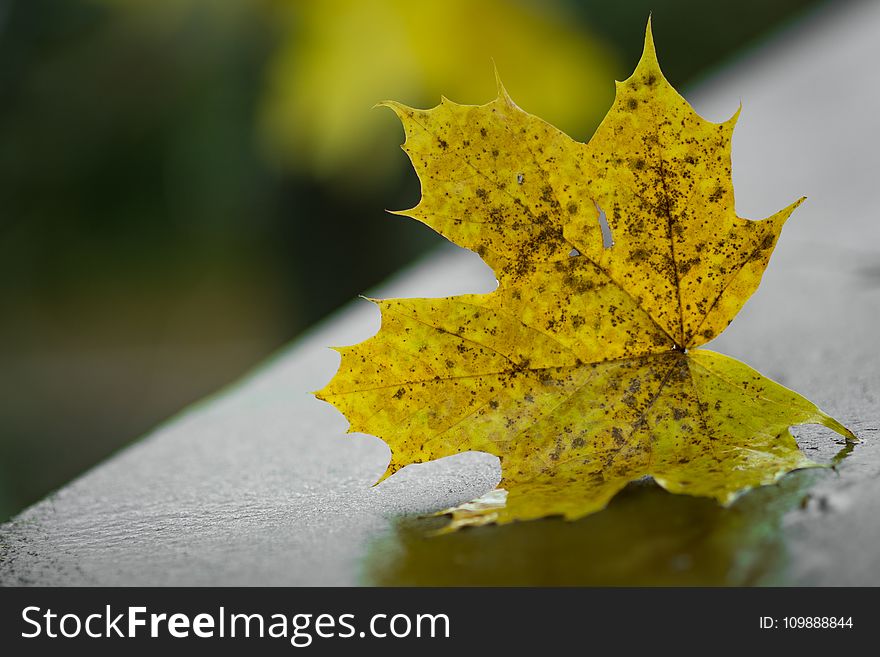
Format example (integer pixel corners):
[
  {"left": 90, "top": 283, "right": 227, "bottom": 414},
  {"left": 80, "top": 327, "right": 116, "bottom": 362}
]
[{"left": 316, "top": 20, "right": 855, "bottom": 526}]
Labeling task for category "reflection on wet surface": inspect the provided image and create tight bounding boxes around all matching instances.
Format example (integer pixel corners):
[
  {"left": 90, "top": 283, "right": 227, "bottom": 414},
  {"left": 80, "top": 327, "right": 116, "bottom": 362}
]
[{"left": 366, "top": 446, "right": 855, "bottom": 585}]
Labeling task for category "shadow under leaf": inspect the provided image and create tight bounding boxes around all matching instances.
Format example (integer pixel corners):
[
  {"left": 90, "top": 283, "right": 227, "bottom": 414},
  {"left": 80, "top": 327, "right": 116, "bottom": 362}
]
[{"left": 365, "top": 462, "right": 846, "bottom": 586}]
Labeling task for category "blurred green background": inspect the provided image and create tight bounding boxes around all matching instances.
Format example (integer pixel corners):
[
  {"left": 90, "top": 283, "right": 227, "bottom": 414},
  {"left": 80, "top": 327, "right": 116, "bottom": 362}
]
[{"left": 0, "top": 0, "right": 826, "bottom": 520}]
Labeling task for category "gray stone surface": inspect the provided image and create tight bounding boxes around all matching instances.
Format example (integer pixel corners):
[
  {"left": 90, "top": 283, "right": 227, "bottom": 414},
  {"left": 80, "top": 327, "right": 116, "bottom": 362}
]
[{"left": 2, "top": 0, "right": 879, "bottom": 586}]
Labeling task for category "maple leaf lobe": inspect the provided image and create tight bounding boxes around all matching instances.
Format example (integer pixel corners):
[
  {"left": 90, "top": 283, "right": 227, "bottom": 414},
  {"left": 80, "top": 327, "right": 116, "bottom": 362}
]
[{"left": 585, "top": 19, "right": 803, "bottom": 349}]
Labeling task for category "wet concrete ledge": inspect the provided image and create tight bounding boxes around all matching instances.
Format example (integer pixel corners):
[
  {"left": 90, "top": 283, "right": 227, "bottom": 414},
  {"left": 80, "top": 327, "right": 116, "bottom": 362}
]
[{"left": 2, "top": 0, "right": 880, "bottom": 586}]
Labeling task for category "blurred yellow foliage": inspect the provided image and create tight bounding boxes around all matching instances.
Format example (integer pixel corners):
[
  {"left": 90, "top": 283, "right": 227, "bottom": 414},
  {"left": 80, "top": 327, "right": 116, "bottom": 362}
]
[{"left": 259, "top": 0, "right": 617, "bottom": 181}]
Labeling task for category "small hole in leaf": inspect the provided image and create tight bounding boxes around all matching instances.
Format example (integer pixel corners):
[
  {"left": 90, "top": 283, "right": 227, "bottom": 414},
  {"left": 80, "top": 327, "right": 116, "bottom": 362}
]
[
  {"left": 596, "top": 201, "right": 613, "bottom": 248},
  {"left": 569, "top": 248, "right": 580, "bottom": 258},
  {"left": 516, "top": 173, "right": 525, "bottom": 185}
]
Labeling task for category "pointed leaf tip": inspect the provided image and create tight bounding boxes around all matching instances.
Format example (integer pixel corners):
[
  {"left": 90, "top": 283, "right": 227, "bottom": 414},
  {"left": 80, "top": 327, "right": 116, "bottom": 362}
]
[
  {"left": 725, "top": 102, "right": 743, "bottom": 127},
  {"left": 775, "top": 196, "right": 807, "bottom": 226},
  {"left": 374, "top": 460, "right": 401, "bottom": 485},
  {"left": 376, "top": 100, "right": 409, "bottom": 118},
  {"left": 628, "top": 14, "right": 663, "bottom": 84},
  {"left": 644, "top": 15, "right": 656, "bottom": 57},
  {"left": 820, "top": 411, "right": 858, "bottom": 443},
  {"left": 492, "top": 60, "right": 514, "bottom": 105}
]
